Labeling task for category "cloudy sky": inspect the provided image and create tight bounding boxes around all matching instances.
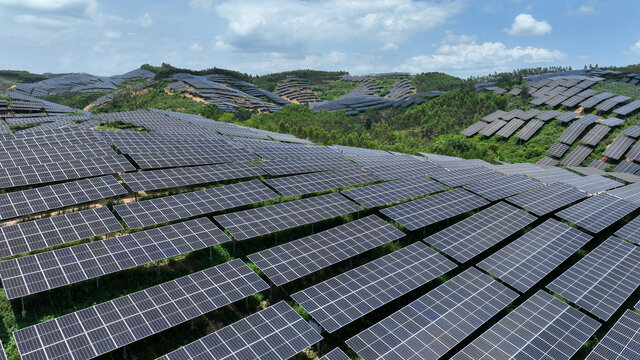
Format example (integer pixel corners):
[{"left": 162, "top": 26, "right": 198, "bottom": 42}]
[{"left": 1, "top": 0, "right": 639, "bottom": 77}]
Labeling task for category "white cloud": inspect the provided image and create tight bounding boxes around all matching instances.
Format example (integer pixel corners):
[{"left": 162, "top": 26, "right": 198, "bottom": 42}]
[
  {"left": 105, "top": 30, "right": 121, "bottom": 39},
  {"left": 190, "top": 43, "right": 203, "bottom": 51},
  {"left": 134, "top": 12, "right": 152, "bottom": 27},
  {"left": 507, "top": 13, "right": 552, "bottom": 36},
  {"left": 396, "top": 34, "right": 566, "bottom": 75},
  {"left": 381, "top": 42, "right": 398, "bottom": 51},
  {"left": 630, "top": 40, "right": 640, "bottom": 54},
  {"left": 213, "top": 0, "right": 464, "bottom": 52},
  {"left": 14, "top": 14, "right": 69, "bottom": 27}
]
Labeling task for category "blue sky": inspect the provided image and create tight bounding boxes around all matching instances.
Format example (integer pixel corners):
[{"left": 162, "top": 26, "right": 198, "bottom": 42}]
[{"left": 1, "top": 0, "right": 639, "bottom": 78}]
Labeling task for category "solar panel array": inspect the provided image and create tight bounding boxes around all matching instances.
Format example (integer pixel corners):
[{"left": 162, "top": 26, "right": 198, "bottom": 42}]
[
  {"left": 556, "top": 111, "right": 580, "bottom": 122},
  {"left": 460, "top": 121, "right": 487, "bottom": 137},
  {"left": 622, "top": 124, "right": 640, "bottom": 138},
  {"left": 0, "top": 155, "right": 135, "bottom": 189},
  {"left": 452, "top": 290, "right": 600, "bottom": 360},
  {"left": 341, "top": 176, "right": 446, "bottom": 208},
  {"left": 380, "top": 188, "right": 489, "bottom": 231},
  {"left": 3, "top": 218, "right": 227, "bottom": 299},
  {"left": 558, "top": 122, "right": 588, "bottom": 144},
  {"left": 478, "top": 219, "right": 591, "bottom": 292},
  {"left": 158, "top": 301, "right": 322, "bottom": 360},
  {"left": 507, "top": 182, "right": 587, "bottom": 216},
  {"left": 479, "top": 120, "right": 507, "bottom": 136},
  {"left": 429, "top": 167, "right": 505, "bottom": 187},
  {"left": 425, "top": 202, "right": 537, "bottom": 263},
  {"left": 615, "top": 215, "right": 640, "bottom": 244},
  {"left": 0, "top": 175, "right": 126, "bottom": 221},
  {"left": 496, "top": 118, "right": 524, "bottom": 138},
  {"left": 0, "top": 206, "right": 122, "bottom": 259},
  {"left": 559, "top": 174, "right": 622, "bottom": 194},
  {"left": 463, "top": 173, "right": 542, "bottom": 201},
  {"left": 256, "top": 157, "right": 358, "bottom": 176},
  {"left": 120, "top": 162, "right": 266, "bottom": 192},
  {"left": 547, "top": 142, "right": 570, "bottom": 158},
  {"left": 609, "top": 182, "right": 640, "bottom": 205},
  {"left": 364, "top": 161, "right": 444, "bottom": 180},
  {"left": 13, "top": 259, "right": 268, "bottom": 360},
  {"left": 602, "top": 135, "right": 635, "bottom": 160},
  {"left": 586, "top": 310, "right": 640, "bottom": 360},
  {"left": 215, "top": 193, "right": 361, "bottom": 240},
  {"left": 247, "top": 215, "right": 404, "bottom": 286},
  {"left": 556, "top": 193, "right": 638, "bottom": 233},
  {"left": 115, "top": 180, "right": 279, "bottom": 229},
  {"left": 626, "top": 141, "right": 640, "bottom": 161},
  {"left": 291, "top": 242, "right": 456, "bottom": 333},
  {"left": 581, "top": 124, "right": 610, "bottom": 146},
  {"left": 561, "top": 145, "right": 593, "bottom": 166},
  {"left": 264, "top": 169, "right": 380, "bottom": 197},
  {"left": 548, "top": 237, "right": 640, "bottom": 320},
  {"left": 346, "top": 268, "right": 518, "bottom": 360},
  {"left": 320, "top": 348, "right": 351, "bottom": 360},
  {"left": 515, "top": 119, "right": 545, "bottom": 141}
]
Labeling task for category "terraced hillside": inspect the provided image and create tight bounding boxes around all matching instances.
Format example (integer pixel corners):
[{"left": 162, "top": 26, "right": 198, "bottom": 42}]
[{"left": 0, "top": 83, "right": 639, "bottom": 360}]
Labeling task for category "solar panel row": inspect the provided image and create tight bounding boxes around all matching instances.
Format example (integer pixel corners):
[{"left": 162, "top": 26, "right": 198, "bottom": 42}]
[
  {"left": 0, "top": 218, "right": 229, "bottom": 299},
  {"left": 264, "top": 169, "right": 380, "bottom": 197},
  {"left": 342, "top": 176, "right": 447, "bottom": 208},
  {"left": 13, "top": 259, "right": 268, "bottom": 360}
]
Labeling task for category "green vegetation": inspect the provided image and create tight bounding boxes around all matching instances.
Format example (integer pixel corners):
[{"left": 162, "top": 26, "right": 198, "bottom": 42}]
[
  {"left": 311, "top": 80, "right": 358, "bottom": 101},
  {"left": 412, "top": 72, "right": 466, "bottom": 92},
  {"left": 43, "top": 92, "right": 104, "bottom": 110},
  {"left": 466, "top": 66, "right": 573, "bottom": 87},
  {"left": 592, "top": 81, "right": 640, "bottom": 100},
  {"left": 0, "top": 70, "right": 53, "bottom": 83}
]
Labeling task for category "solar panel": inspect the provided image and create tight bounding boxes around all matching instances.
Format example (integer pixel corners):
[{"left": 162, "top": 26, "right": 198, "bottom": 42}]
[
  {"left": 0, "top": 142, "right": 116, "bottom": 169},
  {"left": 452, "top": 290, "right": 599, "bottom": 360},
  {"left": 463, "top": 173, "right": 543, "bottom": 201},
  {"left": 559, "top": 174, "right": 623, "bottom": 194},
  {"left": 558, "top": 122, "right": 588, "bottom": 144},
  {"left": 609, "top": 182, "right": 640, "bottom": 205},
  {"left": 515, "top": 119, "right": 545, "bottom": 141},
  {"left": 547, "top": 142, "right": 570, "bottom": 158},
  {"left": 264, "top": 169, "right": 379, "bottom": 197},
  {"left": 580, "top": 124, "right": 610, "bottom": 146},
  {"left": 586, "top": 310, "right": 640, "bottom": 360},
  {"left": 0, "top": 206, "right": 122, "bottom": 259},
  {"left": 536, "top": 110, "right": 562, "bottom": 121},
  {"left": 626, "top": 140, "right": 640, "bottom": 161},
  {"left": 0, "top": 175, "right": 126, "bottom": 221},
  {"left": 115, "top": 180, "right": 279, "bottom": 229},
  {"left": 341, "top": 176, "right": 446, "bottom": 208},
  {"left": 496, "top": 118, "right": 525, "bottom": 138},
  {"left": 556, "top": 193, "right": 638, "bottom": 233},
  {"left": 479, "top": 119, "right": 507, "bottom": 136},
  {"left": 380, "top": 188, "right": 489, "bottom": 231},
  {"left": 599, "top": 117, "right": 625, "bottom": 126},
  {"left": 460, "top": 121, "right": 487, "bottom": 137},
  {"left": 603, "top": 135, "right": 635, "bottom": 160},
  {"left": 13, "top": 258, "right": 268, "bottom": 360},
  {"left": 291, "top": 242, "right": 456, "bottom": 333},
  {"left": 561, "top": 145, "right": 593, "bottom": 166},
  {"left": 320, "top": 348, "right": 350, "bottom": 360},
  {"left": 429, "top": 167, "right": 504, "bottom": 187},
  {"left": 548, "top": 237, "right": 640, "bottom": 320},
  {"left": 537, "top": 156, "right": 558, "bottom": 166},
  {"left": 615, "top": 215, "right": 640, "bottom": 244},
  {"left": 214, "top": 193, "right": 361, "bottom": 240},
  {"left": 0, "top": 341, "right": 5, "bottom": 360},
  {"left": 561, "top": 94, "right": 586, "bottom": 107},
  {"left": 482, "top": 110, "right": 506, "bottom": 122},
  {"left": 0, "top": 155, "right": 135, "bottom": 189},
  {"left": 129, "top": 150, "right": 257, "bottom": 169},
  {"left": 613, "top": 99, "right": 640, "bottom": 115},
  {"left": 346, "top": 268, "right": 517, "bottom": 360},
  {"left": 158, "top": 301, "right": 322, "bottom": 360},
  {"left": 589, "top": 159, "right": 612, "bottom": 170},
  {"left": 615, "top": 160, "right": 640, "bottom": 174},
  {"left": 0, "top": 218, "right": 229, "bottom": 299},
  {"left": 364, "top": 161, "right": 444, "bottom": 180},
  {"left": 506, "top": 182, "right": 587, "bottom": 216},
  {"left": 247, "top": 215, "right": 404, "bottom": 286},
  {"left": 622, "top": 125, "right": 640, "bottom": 138},
  {"left": 424, "top": 202, "right": 537, "bottom": 263},
  {"left": 556, "top": 111, "right": 580, "bottom": 122},
  {"left": 120, "top": 162, "right": 266, "bottom": 192},
  {"left": 478, "top": 219, "right": 591, "bottom": 292},
  {"left": 256, "top": 157, "right": 358, "bottom": 176}
]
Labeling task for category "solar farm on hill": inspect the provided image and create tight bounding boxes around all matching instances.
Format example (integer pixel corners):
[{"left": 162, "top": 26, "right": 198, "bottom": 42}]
[{"left": 0, "top": 64, "right": 639, "bottom": 360}]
